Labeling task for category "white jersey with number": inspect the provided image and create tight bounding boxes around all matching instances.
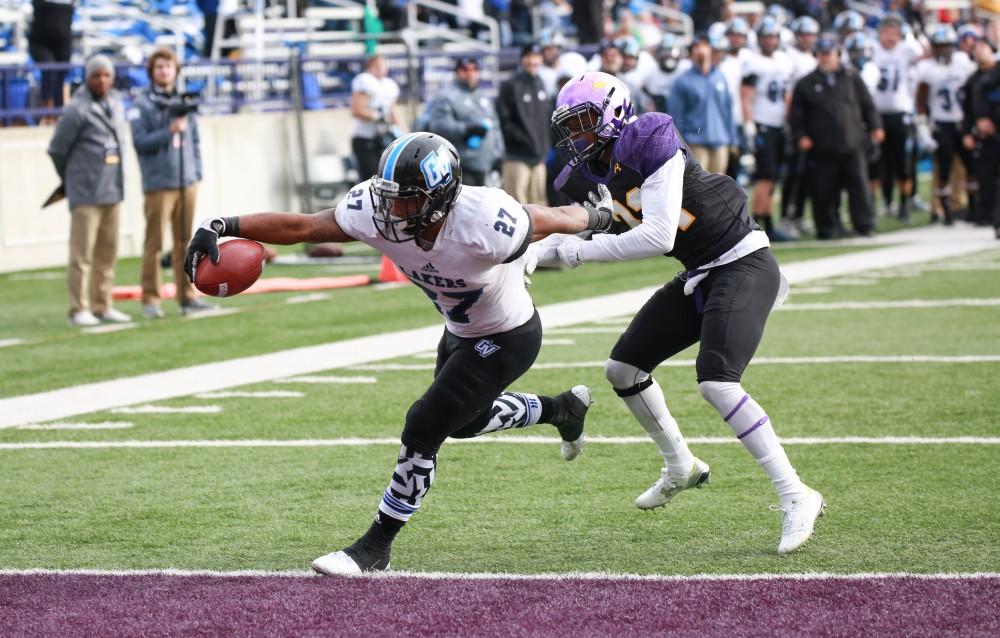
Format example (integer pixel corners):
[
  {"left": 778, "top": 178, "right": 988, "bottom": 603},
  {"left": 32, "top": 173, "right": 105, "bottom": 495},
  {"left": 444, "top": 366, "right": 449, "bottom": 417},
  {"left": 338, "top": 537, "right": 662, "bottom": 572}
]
[
  {"left": 349, "top": 72, "right": 400, "bottom": 140},
  {"left": 914, "top": 55, "right": 977, "bottom": 123},
  {"left": 872, "top": 38, "right": 923, "bottom": 113},
  {"left": 744, "top": 50, "right": 795, "bottom": 127},
  {"left": 787, "top": 47, "right": 817, "bottom": 84},
  {"left": 335, "top": 181, "right": 535, "bottom": 338}
]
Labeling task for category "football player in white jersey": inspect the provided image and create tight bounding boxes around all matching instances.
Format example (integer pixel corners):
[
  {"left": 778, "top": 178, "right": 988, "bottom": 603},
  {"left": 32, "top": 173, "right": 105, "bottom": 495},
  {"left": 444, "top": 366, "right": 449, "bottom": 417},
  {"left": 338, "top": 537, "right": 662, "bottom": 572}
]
[
  {"left": 643, "top": 33, "right": 691, "bottom": 114},
  {"left": 846, "top": 31, "right": 884, "bottom": 205},
  {"left": 872, "top": 12, "right": 926, "bottom": 221},
  {"left": 916, "top": 25, "right": 977, "bottom": 224},
  {"left": 741, "top": 16, "right": 794, "bottom": 240},
  {"left": 185, "top": 133, "right": 613, "bottom": 574},
  {"left": 781, "top": 16, "right": 820, "bottom": 235}
]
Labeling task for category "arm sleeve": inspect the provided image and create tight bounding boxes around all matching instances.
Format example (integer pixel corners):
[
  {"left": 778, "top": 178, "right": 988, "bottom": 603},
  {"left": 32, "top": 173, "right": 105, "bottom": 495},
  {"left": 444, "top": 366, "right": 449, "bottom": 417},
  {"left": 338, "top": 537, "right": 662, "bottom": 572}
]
[
  {"left": 47, "top": 107, "right": 82, "bottom": 179},
  {"left": 192, "top": 115, "right": 203, "bottom": 181},
  {"left": 857, "top": 74, "right": 881, "bottom": 130},
  {"left": 789, "top": 80, "right": 805, "bottom": 140},
  {"left": 579, "top": 150, "right": 684, "bottom": 262},
  {"left": 130, "top": 103, "right": 172, "bottom": 154},
  {"left": 666, "top": 77, "right": 685, "bottom": 131}
]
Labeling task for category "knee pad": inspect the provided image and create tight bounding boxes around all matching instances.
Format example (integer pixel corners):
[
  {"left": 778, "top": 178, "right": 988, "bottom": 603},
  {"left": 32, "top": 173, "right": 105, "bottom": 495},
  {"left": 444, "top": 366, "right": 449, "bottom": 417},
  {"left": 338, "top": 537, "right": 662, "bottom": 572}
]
[
  {"left": 699, "top": 380, "right": 744, "bottom": 414},
  {"left": 604, "top": 358, "right": 653, "bottom": 397}
]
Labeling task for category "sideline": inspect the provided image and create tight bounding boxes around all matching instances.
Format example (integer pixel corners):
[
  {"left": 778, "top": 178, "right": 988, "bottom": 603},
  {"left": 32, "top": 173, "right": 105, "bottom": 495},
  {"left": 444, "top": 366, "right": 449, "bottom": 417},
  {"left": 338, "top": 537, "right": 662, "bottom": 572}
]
[
  {"left": 1, "top": 435, "right": 997, "bottom": 450},
  {"left": 0, "top": 567, "right": 996, "bottom": 582},
  {"left": 0, "top": 226, "right": 995, "bottom": 428}
]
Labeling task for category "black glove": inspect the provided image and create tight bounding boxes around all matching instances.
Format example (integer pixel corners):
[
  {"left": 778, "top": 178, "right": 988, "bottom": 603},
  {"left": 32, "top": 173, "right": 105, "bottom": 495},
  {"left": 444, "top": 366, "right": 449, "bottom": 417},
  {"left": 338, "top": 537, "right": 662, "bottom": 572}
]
[
  {"left": 184, "top": 216, "right": 240, "bottom": 283},
  {"left": 582, "top": 184, "right": 614, "bottom": 232},
  {"left": 465, "top": 123, "right": 489, "bottom": 138}
]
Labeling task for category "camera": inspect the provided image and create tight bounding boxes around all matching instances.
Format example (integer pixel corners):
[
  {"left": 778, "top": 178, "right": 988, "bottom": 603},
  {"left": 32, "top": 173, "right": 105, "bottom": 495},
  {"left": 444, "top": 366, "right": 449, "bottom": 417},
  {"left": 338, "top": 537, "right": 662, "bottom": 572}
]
[{"left": 150, "top": 90, "right": 202, "bottom": 117}]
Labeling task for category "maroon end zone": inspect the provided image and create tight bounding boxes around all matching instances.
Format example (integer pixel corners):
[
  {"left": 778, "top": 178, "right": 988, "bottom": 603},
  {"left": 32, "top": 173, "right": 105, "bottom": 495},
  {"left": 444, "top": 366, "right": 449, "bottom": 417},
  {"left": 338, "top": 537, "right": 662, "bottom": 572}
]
[{"left": 2, "top": 572, "right": 997, "bottom": 637}]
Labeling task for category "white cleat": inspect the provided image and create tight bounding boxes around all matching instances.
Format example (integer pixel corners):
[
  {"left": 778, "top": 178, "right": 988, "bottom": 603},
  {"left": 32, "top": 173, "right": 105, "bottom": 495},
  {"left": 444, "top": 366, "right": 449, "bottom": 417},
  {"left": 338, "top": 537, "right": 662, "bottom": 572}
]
[
  {"left": 776, "top": 489, "right": 826, "bottom": 555},
  {"left": 635, "top": 458, "right": 711, "bottom": 510},
  {"left": 311, "top": 550, "right": 364, "bottom": 576}
]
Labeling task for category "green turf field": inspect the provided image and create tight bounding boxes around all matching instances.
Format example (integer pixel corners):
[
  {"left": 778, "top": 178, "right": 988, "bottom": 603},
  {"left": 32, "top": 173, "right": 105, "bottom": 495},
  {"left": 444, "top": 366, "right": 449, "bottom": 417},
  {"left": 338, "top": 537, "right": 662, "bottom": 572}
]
[{"left": 1, "top": 239, "right": 998, "bottom": 575}]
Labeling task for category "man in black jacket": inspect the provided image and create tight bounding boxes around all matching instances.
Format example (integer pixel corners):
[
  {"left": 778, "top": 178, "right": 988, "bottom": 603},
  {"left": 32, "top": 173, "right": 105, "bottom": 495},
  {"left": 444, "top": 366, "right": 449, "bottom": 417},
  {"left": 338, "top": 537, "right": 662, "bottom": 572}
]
[
  {"left": 965, "top": 38, "right": 1000, "bottom": 239},
  {"left": 498, "top": 45, "right": 554, "bottom": 205},
  {"left": 790, "top": 35, "right": 884, "bottom": 239}
]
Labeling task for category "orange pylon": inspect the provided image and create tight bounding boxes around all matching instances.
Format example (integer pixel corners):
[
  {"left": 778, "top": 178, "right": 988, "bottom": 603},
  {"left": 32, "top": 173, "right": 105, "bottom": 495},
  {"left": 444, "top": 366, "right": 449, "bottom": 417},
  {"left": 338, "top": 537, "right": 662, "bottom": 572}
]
[{"left": 379, "top": 255, "right": 410, "bottom": 283}]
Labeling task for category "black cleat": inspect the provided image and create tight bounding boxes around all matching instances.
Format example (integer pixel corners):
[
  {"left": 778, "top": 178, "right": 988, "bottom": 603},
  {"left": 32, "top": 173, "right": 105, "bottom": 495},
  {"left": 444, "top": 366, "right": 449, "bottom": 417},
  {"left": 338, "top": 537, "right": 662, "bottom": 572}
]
[{"left": 550, "top": 385, "right": 593, "bottom": 461}]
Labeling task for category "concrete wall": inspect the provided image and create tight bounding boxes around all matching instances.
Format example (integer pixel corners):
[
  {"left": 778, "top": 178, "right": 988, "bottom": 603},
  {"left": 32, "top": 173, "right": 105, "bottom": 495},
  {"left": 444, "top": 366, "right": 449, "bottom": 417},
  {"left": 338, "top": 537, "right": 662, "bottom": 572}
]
[{"left": 0, "top": 108, "right": 356, "bottom": 273}]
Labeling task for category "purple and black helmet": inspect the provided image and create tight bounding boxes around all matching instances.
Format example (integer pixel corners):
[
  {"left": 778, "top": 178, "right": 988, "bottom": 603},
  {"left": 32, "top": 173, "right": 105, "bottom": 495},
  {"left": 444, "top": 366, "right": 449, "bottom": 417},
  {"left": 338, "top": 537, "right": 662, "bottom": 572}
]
[{"left": 551, "top": 71, "right": 634, "bottom": 167}]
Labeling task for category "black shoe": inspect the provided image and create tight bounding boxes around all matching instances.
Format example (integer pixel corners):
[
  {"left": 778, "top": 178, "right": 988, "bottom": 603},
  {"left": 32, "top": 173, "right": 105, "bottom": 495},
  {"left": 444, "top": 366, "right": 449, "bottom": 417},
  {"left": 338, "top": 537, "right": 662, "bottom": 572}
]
[
  {"left": 995, "top": 227, "right": 1000, "bottom": 240},
  {"left": 549, "top": 385, "right": 593, "bottom": 461}
]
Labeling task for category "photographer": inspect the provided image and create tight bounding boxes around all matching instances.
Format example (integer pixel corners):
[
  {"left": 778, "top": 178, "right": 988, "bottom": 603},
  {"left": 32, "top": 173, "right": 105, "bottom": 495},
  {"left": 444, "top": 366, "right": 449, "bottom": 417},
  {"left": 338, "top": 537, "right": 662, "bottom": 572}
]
[
  {"left": 350, "top": 54, "right": 402, "bottom": 180},
  {"left": 130, "top": 47, "right": 214, "bottom": 318}
]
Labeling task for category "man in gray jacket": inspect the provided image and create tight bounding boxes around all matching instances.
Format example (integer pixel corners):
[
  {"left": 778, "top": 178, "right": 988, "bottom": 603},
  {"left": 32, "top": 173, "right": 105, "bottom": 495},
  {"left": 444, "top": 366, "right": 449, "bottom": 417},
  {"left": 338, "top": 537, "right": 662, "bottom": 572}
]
[
  {"left": 48, "top": 54, "right": 132, "bottom": 327},
  {"left": 417, "top": 58, "right": 504, "bottom": 186},
  {"left": 130, "top": 47, "right": 214, "bottom": 318}
]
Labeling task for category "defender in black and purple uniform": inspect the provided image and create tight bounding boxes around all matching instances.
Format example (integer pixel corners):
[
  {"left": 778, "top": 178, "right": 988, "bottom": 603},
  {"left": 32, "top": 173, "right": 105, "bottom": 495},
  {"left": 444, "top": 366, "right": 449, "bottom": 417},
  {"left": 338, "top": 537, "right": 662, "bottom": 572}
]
[{"left": 541, "top": 71, "right": 824, "bottom": 555}]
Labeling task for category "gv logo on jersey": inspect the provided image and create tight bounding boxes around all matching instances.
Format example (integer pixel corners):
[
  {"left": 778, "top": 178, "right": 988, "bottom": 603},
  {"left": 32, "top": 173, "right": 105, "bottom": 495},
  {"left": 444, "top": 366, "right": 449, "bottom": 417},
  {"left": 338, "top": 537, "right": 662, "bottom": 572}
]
[{"left": 420, "top": 145, "right": 453, "bottom": 189}]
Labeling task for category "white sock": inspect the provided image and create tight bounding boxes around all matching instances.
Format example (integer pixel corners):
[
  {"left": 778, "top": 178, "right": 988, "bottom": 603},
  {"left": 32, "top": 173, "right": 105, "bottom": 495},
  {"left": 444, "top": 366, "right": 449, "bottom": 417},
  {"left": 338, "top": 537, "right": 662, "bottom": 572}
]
[
  {"left": 700, "top": 381, "right": 808, "bottom": 506},
  {"left": 621, "top": 379, "right": 694, "bottom": 477}
]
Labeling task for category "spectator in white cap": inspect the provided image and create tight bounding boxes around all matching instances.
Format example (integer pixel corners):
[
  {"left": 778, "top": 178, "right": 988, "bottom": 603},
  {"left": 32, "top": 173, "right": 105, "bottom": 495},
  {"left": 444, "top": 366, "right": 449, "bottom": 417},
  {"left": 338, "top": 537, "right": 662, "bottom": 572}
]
[{"left": 48, "top": 53, "right": 131, "bottom": 327}]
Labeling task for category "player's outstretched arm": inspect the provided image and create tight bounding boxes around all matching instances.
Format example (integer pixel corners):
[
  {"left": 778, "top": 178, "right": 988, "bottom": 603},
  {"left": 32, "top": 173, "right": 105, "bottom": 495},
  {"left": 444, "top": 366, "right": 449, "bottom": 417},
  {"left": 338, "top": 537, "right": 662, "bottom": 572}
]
[
  {"left": 184, "top": 209, "right": 355, "bottom": 283},
  {"left": 524, "top": 185, "right": 613, "bottom": 240}
]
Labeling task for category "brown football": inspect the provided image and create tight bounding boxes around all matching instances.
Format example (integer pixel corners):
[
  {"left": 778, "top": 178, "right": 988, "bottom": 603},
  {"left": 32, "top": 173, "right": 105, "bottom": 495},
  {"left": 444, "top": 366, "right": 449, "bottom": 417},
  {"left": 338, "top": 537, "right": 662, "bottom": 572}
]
[{"left": 194, "top": 239, "right": 266, "bottom": 297}]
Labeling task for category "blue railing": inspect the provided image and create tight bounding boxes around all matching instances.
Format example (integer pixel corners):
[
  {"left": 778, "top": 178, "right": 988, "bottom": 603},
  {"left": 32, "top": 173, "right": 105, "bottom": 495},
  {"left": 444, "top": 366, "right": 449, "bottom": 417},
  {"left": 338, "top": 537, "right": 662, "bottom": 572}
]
[{"left": 0, "top": 48, "right": 524, "bottom": 126}]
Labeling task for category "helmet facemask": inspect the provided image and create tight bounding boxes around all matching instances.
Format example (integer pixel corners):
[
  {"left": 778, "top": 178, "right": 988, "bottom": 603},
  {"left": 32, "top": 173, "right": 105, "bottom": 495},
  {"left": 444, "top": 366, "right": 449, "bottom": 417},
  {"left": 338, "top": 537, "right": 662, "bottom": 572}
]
[
  {"left": 370, "top": 177, "right": 453, "bottom": 248},
  {"left": 552, "top": 90, "right": 629, "bottom": 168}
]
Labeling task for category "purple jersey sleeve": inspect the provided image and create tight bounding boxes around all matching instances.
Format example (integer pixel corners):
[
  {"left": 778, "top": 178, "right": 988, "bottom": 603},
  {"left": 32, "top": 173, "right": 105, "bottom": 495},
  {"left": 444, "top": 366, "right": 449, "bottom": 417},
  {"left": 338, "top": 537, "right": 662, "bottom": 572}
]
[{"left": 612, "top": 113, "right": 683, "bottom": 179}]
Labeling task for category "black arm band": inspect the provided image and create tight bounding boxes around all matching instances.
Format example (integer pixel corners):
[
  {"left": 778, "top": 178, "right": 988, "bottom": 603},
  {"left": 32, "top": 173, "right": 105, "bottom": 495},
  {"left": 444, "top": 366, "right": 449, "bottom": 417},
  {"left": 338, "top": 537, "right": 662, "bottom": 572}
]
[
  {"left": 220, "top": 216, "right": 240, "bottom": 237},
  {"left": 586, "top": 206, "right": 613, "bottom": 231},
  {"left": 503, "top": 213, "right": 534, "bottom": 264}
]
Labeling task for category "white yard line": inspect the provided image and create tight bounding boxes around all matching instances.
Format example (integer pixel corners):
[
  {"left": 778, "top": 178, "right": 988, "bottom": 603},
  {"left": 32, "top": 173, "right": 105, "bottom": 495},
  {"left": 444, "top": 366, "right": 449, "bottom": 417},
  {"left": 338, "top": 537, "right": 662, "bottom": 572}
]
[
  {"left": 80, "top": 323, "right": 137, "bottom": 335},
  {"left": 542, "top": 338, "right": 577, "bottom": 346},
  {"left": 0, "top": 567, "right": 995, "bottom": 582},
  {"left": 1, "top": 435, "right": 996, "bottom": 451},
  {"left": 0, "top": 226, "right": 996, "bottom": 428},
  {"left": 0, "top": 338, "right": 26, "bottom": 348},
  {"left": 195, "top": 391, "right": 305, "bottom": 399},
  {"left": 273, "top": 375, "right": 378, "bottom": 384},
  {"left": 351, "top": 355, "right": 1000, "bottom": 372},
  {"left": 779, "top": 298, "right": 1000, "bottom": 310},
  {"left": 111, "top": 405, "right": 221, "bottom": 414},
  {"left": 9, "top": 422, "right": 134, "bottom": 431},
  {"left": 284, "top": 293, "right": 332, "bottom": 304}
]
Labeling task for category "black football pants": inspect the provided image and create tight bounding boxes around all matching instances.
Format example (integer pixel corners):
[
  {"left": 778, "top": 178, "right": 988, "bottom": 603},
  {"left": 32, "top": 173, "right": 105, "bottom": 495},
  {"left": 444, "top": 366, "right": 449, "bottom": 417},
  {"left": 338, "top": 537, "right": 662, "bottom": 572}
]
[{"left": 808, "top": 150, "right": 874, "bottom": 239}]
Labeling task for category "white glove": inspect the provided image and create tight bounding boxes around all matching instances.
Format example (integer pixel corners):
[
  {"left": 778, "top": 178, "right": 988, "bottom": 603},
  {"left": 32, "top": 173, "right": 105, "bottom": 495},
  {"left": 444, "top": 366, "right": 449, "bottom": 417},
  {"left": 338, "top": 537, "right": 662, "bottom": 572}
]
[
  {"left": 556, "top": 235, "right": 585, "bottom": 269},
  {"left": 916, "top": 116, "right": 937, "bottom": 152},
  {"left": 523, "top": 244, "right": 539, "bottom": 286}
]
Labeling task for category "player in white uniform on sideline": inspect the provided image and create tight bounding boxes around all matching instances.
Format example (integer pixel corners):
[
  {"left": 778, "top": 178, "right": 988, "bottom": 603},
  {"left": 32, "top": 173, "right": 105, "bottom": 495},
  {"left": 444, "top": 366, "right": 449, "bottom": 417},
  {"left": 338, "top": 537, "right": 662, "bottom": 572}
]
[
  {"left": 184, "top": 132, "right": 613, "bottom": 574},
  {"left": 871, "top": 12, "right": 926, "bottom": 220},
  {"left": 780, "top": 16, "right": 820, "bottom": 236},
  {"left": 741, "top": 16, "right": 794, "bottom": 240},
  {"left": 915, "top": 24, "right": 977, "bottom": 224}
]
